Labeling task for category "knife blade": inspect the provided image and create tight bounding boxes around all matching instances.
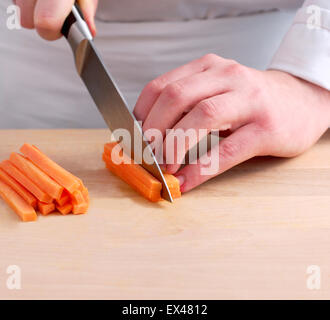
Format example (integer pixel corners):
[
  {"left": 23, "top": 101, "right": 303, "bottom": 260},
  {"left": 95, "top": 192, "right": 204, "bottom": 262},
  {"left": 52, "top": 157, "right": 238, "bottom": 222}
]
[{"left": 61, "top": 4, "right": 173, "bottom": 202}]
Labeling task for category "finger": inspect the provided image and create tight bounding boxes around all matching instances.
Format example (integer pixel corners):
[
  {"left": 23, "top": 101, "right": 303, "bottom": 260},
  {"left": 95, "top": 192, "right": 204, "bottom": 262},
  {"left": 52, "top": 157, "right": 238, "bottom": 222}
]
[
  {"left": 142, "top": 69, "right": 231, "bottom": 139},
  {"left": 164, "top": 93, "right": 253, "bottom": 174},
  {"left": 79, "top": 0, "right": 98, "bottom": 36},
  {"left": 16, "top": 0, "right": 36, "bottom": 29},
  {"left": 34, "top": 0, "right": 75, "bottom": 40},
  {"left": 133, "top": 54, "right": 227, "bottom": 122},
  {"left": 174, "top": 123, "right": 263, "bottom": 193}
]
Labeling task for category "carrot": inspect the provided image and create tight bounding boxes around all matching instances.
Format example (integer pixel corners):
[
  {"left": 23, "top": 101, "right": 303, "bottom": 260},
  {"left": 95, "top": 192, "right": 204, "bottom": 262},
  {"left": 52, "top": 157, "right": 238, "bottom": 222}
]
[
  {"left": 0, "top": 168, "right": 37, "bottom": 208},
  {"left": 163, "top": 174, "right": 181, "bottom": 199},
  {"left": 38, "top": 201, "right": 56, "bottom": 216},
  {"left": 56, "top": 203, "right": 72, "bottom": 215},
  {"left": 72, "top": 202, "right": 89, "bottom": 215},
  {"left": 0, "top": 160, "right": 53, "bottom": 204},
  {"left": 80, "top": 185, "right": 89, "bottom": 203},
  {"left": 103, "top": 152, "right": 162, "bottom": 202},
  {"left": 56, "top": 190, "right": 70, "bottom": 207},
  {"left": 0, "top": 180, "right": 37, "bottom": 222},
  {"left": 10, "top": 152, "right": 63, "bottom": 200},
  {"left": 70, "top": 190, "right": 85, "bottom": 205},
  {"left": 103, "top": 142, "right": 182, "bottom": 202},
  {"left": 20, "top": 144, "right": 81, "bottom": 193},
  {"left": 70, "top": 189, "right": 88, "bottom": 215}
]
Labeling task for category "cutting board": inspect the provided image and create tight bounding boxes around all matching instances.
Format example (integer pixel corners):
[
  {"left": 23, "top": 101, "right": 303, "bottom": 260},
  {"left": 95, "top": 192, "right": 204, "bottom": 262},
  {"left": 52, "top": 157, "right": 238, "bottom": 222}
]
[{"left": 0, "top": 129, "right": 330, "bottom": 299}]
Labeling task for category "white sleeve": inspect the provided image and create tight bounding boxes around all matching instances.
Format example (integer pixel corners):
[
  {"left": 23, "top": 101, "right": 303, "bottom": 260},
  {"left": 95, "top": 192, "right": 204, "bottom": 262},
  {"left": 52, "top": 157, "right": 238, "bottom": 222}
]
[{"left": 269, "top": 0, "right": 330, "bottom": 90}]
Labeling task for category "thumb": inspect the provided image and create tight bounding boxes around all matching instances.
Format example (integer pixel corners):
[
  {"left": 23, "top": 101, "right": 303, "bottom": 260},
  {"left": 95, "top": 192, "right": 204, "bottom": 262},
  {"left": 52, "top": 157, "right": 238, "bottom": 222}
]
[{"left": 174, "top": 124, "right": 263, "bottom": 193}]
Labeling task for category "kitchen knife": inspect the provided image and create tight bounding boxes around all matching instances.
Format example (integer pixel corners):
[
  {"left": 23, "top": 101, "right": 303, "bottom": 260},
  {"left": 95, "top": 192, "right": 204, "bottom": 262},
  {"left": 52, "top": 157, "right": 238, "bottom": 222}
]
[{"left": 61, "top": 4, "right": 173, "bottom": 202}]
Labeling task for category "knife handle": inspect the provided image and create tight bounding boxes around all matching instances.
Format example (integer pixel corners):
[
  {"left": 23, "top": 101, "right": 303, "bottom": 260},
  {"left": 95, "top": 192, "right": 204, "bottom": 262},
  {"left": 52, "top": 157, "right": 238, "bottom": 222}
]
[{"left": 61, "top": 3, "right": 93, "bottom": 41}]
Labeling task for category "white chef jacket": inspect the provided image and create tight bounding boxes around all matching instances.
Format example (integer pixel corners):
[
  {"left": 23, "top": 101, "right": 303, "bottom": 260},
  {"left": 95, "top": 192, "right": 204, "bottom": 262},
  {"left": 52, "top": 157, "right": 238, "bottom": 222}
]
[
  {"left": 0, "top": 0, "right": 329, "bottom": 129},
  {"left": 269, "top": 0, "right": 330, "bottom": 90}
]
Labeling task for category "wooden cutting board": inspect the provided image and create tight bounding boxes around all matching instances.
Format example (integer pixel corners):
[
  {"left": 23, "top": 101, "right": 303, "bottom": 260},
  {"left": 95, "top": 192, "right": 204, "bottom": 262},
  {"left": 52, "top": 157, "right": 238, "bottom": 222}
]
[{"left": 0, "top": 129, "right": 329, "bottom": 299}]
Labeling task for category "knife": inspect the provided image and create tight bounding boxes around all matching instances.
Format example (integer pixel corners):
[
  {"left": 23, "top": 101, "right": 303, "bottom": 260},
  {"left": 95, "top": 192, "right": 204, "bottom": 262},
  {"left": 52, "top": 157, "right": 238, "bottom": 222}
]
[{"left": 61, "top": 4, "right": 173, "bottom": 202}]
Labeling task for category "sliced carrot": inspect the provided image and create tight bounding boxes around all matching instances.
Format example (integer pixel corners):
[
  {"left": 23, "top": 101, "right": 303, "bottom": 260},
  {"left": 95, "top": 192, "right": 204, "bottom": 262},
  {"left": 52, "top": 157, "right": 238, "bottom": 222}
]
[
  {"left": 103, "top": 143, "right": 162, "bottom": 202},
  {"left": 20, "top": 144, "right": 81, "bottom": 193},
  {"left": 0, "top": 168, "right": 37, "bottom": 208},
  {"left": 163, "top": 174, "right": 181, "bottom": 199},
  {"left": 38, "top": 201, "right": 56, "bottom": 216},
  {"left": 56, "top": 190, "right": 70, "bottom": 207},
  {"left": 70, "top": 190, "right": 85, "bottom": 205},
  {"left": 70, "top": 189, "right": 88, "bottom": 214},
  {"left": 80, "top": 185, "right": 89, "bottom": 203},
  {"left": 10, "top": 152, "right": 63, "bottom": 200},
  {"left": 103, "top": 142, "right": 181, "bottom": 202},
  {"left": 56, "top": 203, "right": 72, "bottom": 215},
  {"left": 0, "top": 180, "right": 37, "bottom": 222},
  {"left": 72, "top": 202, "right": 89, "bottom": 215},
  {"left": 0, "top": 160, "right": 53, "bottom": 204}
]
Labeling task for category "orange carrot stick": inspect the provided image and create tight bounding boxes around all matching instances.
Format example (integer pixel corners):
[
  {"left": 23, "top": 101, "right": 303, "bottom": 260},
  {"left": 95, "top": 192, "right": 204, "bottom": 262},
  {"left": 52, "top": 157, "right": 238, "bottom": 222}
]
[
  {"left": 0, "top": 161, "right": 53, "bottom": 204},
  {"left": 55, "top": 190, "right": 70, "bottom": 207},
  {"left": 0, "top": 180, "right": 37, "bottom": 222},
  {"left": 163, "top": 174, "right": 181, "bottom": 199},
  {"left": 70, "top": 189, "right": 89, "bottom": 214},
  {"left": 103, "top": 142, "right": 181, "bottom": 202},
  {"left": 56, "top": 203, "right": 72, "bottom": 215},
  {"left": 20, "top": 144, "right": 81, "bottom": 193},
  {"left": 72, "top": 202, "right": 89, "bottom": 215},
  {"left": 70, "top": 190, "right": 85, "bottom": 205},
  {"left": 38, "top": 201, "right": 56, "bottom": 215},
  {"left": 10, "top": 152, "right": 63, "bottom": 200},
  {"left": 103, "top": 143, "right": 162, "bottom": 202},
  {"left": 0, "top": 168, "right": 37, "bottom": 208}
]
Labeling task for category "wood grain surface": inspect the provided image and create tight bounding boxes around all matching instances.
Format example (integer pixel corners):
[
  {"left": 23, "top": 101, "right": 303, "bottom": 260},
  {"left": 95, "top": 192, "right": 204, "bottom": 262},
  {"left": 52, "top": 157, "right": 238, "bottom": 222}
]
[{"left": 0, "top": 129, "right": 329, "bottom": 300}]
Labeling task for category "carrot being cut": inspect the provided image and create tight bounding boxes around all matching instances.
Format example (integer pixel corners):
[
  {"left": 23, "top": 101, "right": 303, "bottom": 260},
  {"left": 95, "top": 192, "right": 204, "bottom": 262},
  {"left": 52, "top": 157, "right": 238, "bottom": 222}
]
[
  {"left": 163, "top": 174, "right": 181, "bottom": 199},
  {"left": 0, "top": 168, "right": 37, "bottom": 208},
  {"left": 103, "top": 142, "right": 181, "bottom": 202},
  {"left": 103, "top": 150, "right": 162, "bottom": 202},
  {"left": 38, "top": 201, "right": 55, "bottom": 216},
  {"left": 10, "top": 152, "right": 63, "bottom": 200},
  {"left": 0, "top": 160, "right": 53, "bottom": 204},
  {"left": 20, "top": 144, "right": 81, "bottom": 193},
  {"left": 56, "top": 203, "right": 72, "bottom": 215},
  {"left": 0, "top": 180, "right": 37, "bottom": 222}
]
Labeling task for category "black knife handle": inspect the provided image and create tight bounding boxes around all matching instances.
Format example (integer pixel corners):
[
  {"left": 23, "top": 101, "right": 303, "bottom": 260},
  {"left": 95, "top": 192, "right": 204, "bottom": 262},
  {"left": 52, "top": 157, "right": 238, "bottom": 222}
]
[
  {"left": 61, "top": 11, "right": 76, "bottom": 38},
  {"left": 61, "top": 3, "right": 92, "bottom": 39}
]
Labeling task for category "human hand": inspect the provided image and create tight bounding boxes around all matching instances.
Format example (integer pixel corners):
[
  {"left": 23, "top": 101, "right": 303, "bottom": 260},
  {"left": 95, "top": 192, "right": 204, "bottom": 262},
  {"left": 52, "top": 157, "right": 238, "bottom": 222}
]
[
  {"left": 15, "top": 0, "right": 98, "bottom": 40},
  {"left": 134, "top": 54, "right": 330, "bottom": 192}
]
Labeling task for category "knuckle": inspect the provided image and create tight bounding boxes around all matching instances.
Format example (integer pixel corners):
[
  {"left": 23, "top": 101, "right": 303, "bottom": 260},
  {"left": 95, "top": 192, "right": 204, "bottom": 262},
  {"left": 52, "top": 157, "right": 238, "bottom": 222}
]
[
  {"left": 163, "top": 82, "right": 186, "bottom": 102},
  {"left": 223, "top": 62, "right": 246, "bottom": 77},
  {"left": 219, "top": 140, "right": 240, "bottom": 159},
  {"left": 144, "top": 79, "right": 164, "bottom": 96},
  {"left": 196, "top": 99, "right": 219, "bottom": 120},
  {"left": 201, "top": 53, "right": 220, "bottom": 66}
]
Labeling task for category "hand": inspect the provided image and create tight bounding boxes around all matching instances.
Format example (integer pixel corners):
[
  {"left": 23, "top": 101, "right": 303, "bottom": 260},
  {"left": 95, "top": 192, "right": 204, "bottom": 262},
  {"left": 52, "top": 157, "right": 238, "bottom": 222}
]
[
  {"left": 134, "top": 54, "right": 330, "bottom": 192},
  {"left": 15, "top": 0, "right": 98, "bottom": 40}
]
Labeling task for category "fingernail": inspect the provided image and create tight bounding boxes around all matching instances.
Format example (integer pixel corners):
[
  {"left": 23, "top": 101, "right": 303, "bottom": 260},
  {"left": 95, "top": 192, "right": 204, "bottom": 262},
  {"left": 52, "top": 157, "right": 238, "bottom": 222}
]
[{"left": 176, "top": 175, "right": 185, "bottom": 186}]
